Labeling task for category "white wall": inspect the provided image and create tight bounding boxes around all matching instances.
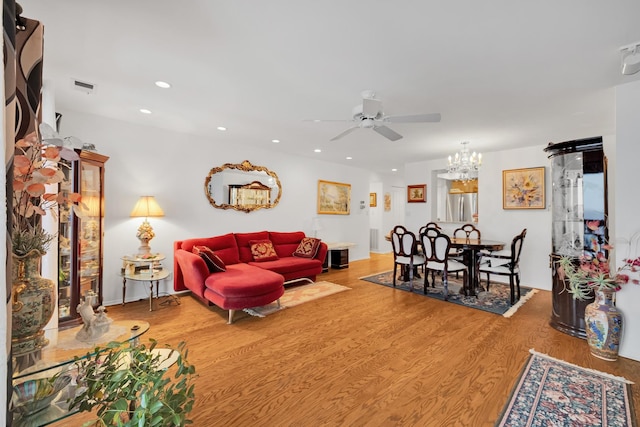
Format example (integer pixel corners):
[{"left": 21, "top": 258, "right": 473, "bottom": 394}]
[
  {"left": 614, "top": 79, "right": 640, "bottom": 361},
  {"left": 58, "top": 110, "right": 374, "bottom": 306},
  {"left": 405, "top": 145, "right": 553, "bottom": 290}
]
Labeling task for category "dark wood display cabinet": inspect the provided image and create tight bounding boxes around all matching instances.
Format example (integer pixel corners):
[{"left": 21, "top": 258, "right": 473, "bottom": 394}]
[
  {"left": 544, "top": 137, "right": 607, "bottom": 338},
  {"left": 58, "top": 150, "right": 109, "bottom": 328}
]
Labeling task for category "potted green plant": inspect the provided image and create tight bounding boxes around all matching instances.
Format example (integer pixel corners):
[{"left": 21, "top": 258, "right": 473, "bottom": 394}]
[
  {"left": 69, "top": 339, "right": 196, "bottom": 426},
  {"left": 558, "top": 231, "right": 639, "bottom": 361}
]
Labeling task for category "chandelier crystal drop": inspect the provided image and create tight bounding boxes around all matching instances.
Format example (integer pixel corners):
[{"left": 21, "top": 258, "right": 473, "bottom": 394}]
[{"left": 447, "top": 141, "right": 482, "bottom": 180}]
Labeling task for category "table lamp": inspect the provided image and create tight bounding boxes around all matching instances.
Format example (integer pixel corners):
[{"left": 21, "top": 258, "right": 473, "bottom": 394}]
[
  {"left": 130, "top": 196, "right": 164, "bottom": 255},
  {"left": 311, "top": 217, "right": 324, "bottom": 238}
]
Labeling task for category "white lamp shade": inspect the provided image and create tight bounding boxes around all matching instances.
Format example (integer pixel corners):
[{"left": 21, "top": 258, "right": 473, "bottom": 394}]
[{"left": 130, "top": 196, "right": 164, "bottom": 218}]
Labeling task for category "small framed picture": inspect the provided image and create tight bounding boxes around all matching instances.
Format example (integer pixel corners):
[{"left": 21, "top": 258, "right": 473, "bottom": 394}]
[
  {"left": 502, "top": 167, "right": 545, "bottom": 209},
  {"left": 369, "top": 192, "right": 377, "bottom": 207},
  {"left": 407, "top": 184, "right": 427, "bottom": 203}
]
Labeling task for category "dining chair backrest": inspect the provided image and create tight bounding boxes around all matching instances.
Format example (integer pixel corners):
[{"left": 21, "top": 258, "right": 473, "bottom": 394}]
[
  {"left": 391, "top": 225, "right": 418, "bottom": 258},
  {"left": 420, "top": 228, "right": 452, "bottom": 263},
  {"left": 510, "top": 229, "right": 527, "bottom": 267},
  {"left": 418, "top": 222, "right": 441, "bottom": 236},
  {"left": 453, "top": 223, "right": 481, "bottom": 240}
]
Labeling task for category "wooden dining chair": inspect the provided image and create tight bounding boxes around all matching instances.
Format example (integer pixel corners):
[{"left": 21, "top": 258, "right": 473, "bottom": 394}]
[
  {"left": 417, "top": 222, "right": 441, "bottom": 272},
  {"left": 420, "top": 227, "right": 467, "bottom": 301},
  {"left": 390, "top": 225, "right": 425, "bottom": 289},
  {"left": 453, "top": 223, "right": 481, "bottom": 240},
  {"left": 478, "top": 229, "right": 527, "bottom": 305},
  {"left": 451, "top": 223, "right": 482, "bottom": 278},
  {"left": 418, "top": 222, "right": 441, "bottom": 236}
]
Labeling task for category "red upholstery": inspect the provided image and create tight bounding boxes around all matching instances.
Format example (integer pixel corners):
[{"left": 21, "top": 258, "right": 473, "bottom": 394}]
[
  {"left": 205, "top": 263, "right": 283, "bottom": 298},
  {"left": 234, "top": 231, "right": 269, "bottom": 263},
  {"left": 269, "top": 231, "right": 306, "bottom": 258},
  {"left": 179, "top": 233, "right": 240, "bottom": 265},
  {"left": 248, "top": 257, "right": 322, "bottom": 282},
  {"left": 173, "top": 231, "right": 328, "bottom": 321}
]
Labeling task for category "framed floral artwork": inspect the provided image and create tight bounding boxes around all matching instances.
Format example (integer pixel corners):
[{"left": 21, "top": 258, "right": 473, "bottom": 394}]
[
  {"left": 503, "top": 167, "right": 545, "bottom": 209},
  {"left": 384, "top": 192, "right": 391, "bottom": 211},
  {"left": 317, "top": 180, "right": 351, "bottom": 215},
  {"left": 369, "top": 192, "right": 377, "bottom": 207},
  {"left": 407, "top": 184, "right": 426, "bottom": 203}
]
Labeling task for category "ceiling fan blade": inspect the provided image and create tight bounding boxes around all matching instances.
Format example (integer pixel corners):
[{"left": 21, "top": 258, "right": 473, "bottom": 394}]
[
  {"left": 362, "top": 98, "right": 382, "bottom": 117},
  {"left": 303, "top": 119, "right": 352, "bottom": 122},
  {"left": 383, "top": 113, "right": 441, "bottom": 123},
  {"left": 373, "top": 125, "right": 403, "bottom": 141},
  {"left": 330, "top": 126, "right": 360, "bottom": 141}
]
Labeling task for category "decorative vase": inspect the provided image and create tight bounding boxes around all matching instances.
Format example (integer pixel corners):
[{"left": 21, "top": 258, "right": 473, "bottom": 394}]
[
  {"left": 584, "top": 289, "right": 622, "bottom": 361},
  {"left": 11, "top": 250, "right": 55, "bottom": 357}
]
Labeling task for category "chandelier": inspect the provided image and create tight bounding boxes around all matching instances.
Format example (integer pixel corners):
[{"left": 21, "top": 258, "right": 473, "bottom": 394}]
[{"left": 447, "top": 141, "right": 482, "bottom": 180}]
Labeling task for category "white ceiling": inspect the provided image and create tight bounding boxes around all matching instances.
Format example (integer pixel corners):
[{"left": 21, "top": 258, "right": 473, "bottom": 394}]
[{"left": 19, "top": 1, "right": 640, "bottom": 174}]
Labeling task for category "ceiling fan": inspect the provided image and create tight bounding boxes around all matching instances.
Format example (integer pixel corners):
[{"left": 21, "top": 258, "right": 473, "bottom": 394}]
[{"left": 310, "top": 90, "right": 441, "bottom": 142}]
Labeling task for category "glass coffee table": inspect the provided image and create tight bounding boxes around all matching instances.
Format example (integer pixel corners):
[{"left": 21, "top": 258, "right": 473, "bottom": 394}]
[{"left": 12, "top": 320, "right": 150, "bottom": 426}]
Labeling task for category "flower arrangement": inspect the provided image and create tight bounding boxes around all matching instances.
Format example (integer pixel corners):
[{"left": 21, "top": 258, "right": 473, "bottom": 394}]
[
  {"left": 558, "top": 221, "right": 640, "bottom": 300},
  {"left": 12, "top": 128, "right": 85, "bottom": 256}
]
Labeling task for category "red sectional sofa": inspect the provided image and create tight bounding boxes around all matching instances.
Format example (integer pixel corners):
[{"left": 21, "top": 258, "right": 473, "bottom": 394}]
[{"left": 174, "top": 231, "right": 328, "bottom": 323}]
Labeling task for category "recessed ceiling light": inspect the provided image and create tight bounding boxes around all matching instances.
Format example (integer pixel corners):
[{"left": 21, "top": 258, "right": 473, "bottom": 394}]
[
  {"left": 272, "top": 139, "right": 280, "bottom": 143},
  {"left": 314, "top": 149, "right": 322, "bottom": 153},
  {"left": 391, "top": 168, "right": 397, "bottom": 172},
  {"left": 346, "top": 156, "right": 353, "bottom": 160},
  {"left": 155, "top": 81, "right": 171, "bottom": 89},
  {"left": 217, "top": 126, "right": 227, "bottom": 131},
  {"left": 140, "top": 109, "right": 152, "bottom": 114}
]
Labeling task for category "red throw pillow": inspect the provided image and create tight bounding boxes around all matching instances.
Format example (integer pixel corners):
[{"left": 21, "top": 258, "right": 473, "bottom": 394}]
[
  {"left": 249, "top": 240, "right": 279, "bottom": 262},
  {"left": 293, "top": 237, "right": 321, "bottom": 258},
  {"left": 192, "top": 245, "right": 226, "bottom": 273}
]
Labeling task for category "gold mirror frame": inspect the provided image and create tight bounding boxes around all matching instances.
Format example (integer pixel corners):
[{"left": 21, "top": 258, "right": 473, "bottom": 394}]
[{"left": 204, "top": 160, "right": 282, "bottom": 213}]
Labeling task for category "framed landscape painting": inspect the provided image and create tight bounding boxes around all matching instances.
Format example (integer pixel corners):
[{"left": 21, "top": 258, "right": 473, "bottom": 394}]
[
  {"left": 318, "top": 180, "right": 351, "bottom": 215},
  {"left": 407, "top": 184, "right": 426, "bottom": 203},
  {"left": 503, "top": 167, "right": 545, "bottom": 209}
]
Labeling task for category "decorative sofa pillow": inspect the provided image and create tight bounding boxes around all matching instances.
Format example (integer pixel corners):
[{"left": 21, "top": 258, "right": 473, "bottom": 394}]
[
  {"left": 192, "top": 245, "right": 226, "bottom": 273},
  {"left": 249, "top": 240, "right": 279, "bottom": 262},
  {"left": 293, "top": 237, "right": 321, "bottom": 258}
]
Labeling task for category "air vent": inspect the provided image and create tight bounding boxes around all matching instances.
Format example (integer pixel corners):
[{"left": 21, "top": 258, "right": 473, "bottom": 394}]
[{"left": 71, "top": 78, "right": 97, "bottom": 94}]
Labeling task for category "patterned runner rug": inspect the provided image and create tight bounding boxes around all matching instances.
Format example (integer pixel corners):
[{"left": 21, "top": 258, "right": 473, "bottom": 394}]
[
  {"left": 243, "top": 281, "right": 350, "bottom": 317},
  {"left": 497, "top": 349, "right": 635, "bottom": 426},
  {"left": 359, "top": 270, "right": 536, "bottom": 317}
]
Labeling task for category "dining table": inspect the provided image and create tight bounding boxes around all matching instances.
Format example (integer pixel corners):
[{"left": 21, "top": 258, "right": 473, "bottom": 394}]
[
  {"left": 449, "top": 237, "right": 505, "bottom": 296},
  {"left": 385, "top": 230, "right": 506, "bottom": 292}
]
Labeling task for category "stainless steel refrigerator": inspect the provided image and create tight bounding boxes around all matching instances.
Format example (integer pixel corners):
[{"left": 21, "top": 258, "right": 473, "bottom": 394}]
[{"left": 446, "top": 192, "right": 477, "bottom": 223}]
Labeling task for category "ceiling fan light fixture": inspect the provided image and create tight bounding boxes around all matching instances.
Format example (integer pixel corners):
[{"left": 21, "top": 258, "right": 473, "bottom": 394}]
[
  {"left": 620, "top": 42, "right": 640, "bottom": 75},
  {"left": 361, "top": 118, "right": 375, "bottom": 128}
]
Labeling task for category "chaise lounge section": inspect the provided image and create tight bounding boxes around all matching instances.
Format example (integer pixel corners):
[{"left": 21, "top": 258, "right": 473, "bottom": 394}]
[{"left": 174, "top": 231, "right": 327, "bottom": 323}]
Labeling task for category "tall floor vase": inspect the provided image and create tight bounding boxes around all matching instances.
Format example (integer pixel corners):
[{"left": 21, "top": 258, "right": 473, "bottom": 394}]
[
  {"left": 584, "top": 289, "right": 622, "bottom": 361},
  {"left": 11, "top": 250, "right": 55, "bottom": 356}
]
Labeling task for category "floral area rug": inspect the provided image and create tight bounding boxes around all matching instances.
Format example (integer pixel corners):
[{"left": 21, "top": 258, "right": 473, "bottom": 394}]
[
  {"left": 243, "top": 281, "right": 350, "bottom": 317},
  {"left": 359, "top": 270, "right": 536, "bottom": 317},
  {"left": 497, "top": 349, "right": 635, "bottom": 426}
]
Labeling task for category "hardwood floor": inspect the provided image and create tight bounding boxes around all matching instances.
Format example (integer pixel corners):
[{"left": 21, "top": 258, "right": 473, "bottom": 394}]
[{"left": 55, "top": 253, "right": 640, "bottom": 426}]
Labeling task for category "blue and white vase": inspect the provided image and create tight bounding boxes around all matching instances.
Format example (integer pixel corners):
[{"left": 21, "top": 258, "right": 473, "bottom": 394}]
[{"left": 584, "top": 289, "right": 622, "bottom": 361}]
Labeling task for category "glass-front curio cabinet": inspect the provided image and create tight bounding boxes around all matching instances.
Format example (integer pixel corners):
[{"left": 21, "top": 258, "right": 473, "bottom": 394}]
[
  {"left": 544, "top": 137, "right": 607, "bottom": 338},
  {"left": 58, "top": 150, "right": 109, "bottom": 327}
]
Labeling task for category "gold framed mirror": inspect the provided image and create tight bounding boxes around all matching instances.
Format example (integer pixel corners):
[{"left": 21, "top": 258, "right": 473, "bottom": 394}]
[{"left": 204, "top": 160, "right": 282, "bottom": 213}]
